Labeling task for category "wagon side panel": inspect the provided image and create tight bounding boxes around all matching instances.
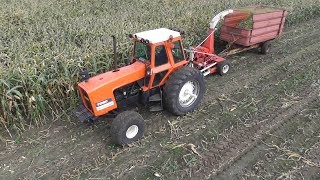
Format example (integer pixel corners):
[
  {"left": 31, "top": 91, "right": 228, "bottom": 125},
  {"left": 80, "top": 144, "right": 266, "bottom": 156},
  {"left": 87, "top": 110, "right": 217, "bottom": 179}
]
[
  {"left": 220, "top": 8, "right": 288, "bottom": 47},
  {"left": 220, "top": 12, "right": 253, "bottom": 46},
  {"left": 250, "top": 10, "right": 288, "bottom": 44}
]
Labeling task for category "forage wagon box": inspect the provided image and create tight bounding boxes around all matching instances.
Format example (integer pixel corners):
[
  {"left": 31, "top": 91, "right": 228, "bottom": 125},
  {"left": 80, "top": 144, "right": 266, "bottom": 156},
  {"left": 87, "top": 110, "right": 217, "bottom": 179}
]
[{"left": 220, "top": 6, "right": 288, "bottom": 46}]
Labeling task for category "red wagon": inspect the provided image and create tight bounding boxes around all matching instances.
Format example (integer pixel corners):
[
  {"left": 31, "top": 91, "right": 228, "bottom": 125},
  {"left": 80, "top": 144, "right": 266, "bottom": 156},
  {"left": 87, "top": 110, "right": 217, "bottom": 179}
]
[{"left": 219, "top": 6, "right": 288, "bottom": 56}]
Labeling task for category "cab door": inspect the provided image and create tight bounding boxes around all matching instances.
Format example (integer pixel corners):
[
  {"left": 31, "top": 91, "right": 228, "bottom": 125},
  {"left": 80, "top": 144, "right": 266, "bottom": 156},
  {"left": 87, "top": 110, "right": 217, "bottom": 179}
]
[{"left": 149, "top": 43, "right": 172, "bottom": 87}]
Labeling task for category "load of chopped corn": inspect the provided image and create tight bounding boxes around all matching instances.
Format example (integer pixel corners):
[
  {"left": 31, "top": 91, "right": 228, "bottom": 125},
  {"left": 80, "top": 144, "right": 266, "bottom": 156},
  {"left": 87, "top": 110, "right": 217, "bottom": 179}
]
[{"left": 235, "top": 6, "right": 279, "bottom": 29}]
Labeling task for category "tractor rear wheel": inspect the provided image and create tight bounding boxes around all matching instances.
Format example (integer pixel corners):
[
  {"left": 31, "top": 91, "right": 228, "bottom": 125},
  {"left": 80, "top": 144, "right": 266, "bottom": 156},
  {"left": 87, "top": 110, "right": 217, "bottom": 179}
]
[
  {"left": 110, "top": 111, "right": 145, "bottom": 145},
  {"left": 164, "top": 66, "right": 205, "bottom": 116},
  {"left": 217, "top": 60, "right": 230, "bottom": 76}
]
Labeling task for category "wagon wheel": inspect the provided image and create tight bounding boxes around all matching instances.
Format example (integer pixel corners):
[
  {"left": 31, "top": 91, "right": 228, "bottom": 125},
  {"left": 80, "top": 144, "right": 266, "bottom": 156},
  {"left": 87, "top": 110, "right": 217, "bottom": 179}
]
[
  {"left": 260, "top": 41, "right": 272, "bottom": 54},
  {"left": 217, "top": 60, "right": 231, "bottom": 76}
]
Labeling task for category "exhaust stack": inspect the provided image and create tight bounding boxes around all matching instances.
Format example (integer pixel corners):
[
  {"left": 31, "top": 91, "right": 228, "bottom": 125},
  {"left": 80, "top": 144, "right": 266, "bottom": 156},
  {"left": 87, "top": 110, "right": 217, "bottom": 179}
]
[{"left": 112, "top": 35, "right": 119, "bottom": 72}]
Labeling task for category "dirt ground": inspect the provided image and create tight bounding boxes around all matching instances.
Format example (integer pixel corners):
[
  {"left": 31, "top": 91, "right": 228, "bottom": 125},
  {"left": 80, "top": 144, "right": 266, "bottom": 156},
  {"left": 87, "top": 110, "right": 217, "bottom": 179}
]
[{"left": 1, "top": 18, "right": 319, "bottom": 179}]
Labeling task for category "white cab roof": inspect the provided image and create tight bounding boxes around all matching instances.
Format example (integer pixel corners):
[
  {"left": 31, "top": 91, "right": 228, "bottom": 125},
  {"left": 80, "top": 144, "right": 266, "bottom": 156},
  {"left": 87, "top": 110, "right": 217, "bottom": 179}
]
[{"left": 134, "top": 28, "right": 180, "bottom": 44}]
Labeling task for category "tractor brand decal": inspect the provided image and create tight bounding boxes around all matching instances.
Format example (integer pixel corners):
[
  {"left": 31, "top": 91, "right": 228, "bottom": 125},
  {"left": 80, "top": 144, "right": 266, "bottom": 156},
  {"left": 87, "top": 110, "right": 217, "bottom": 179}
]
[{"left": 96, "top": 98, "right": 114, "bottom": 111}]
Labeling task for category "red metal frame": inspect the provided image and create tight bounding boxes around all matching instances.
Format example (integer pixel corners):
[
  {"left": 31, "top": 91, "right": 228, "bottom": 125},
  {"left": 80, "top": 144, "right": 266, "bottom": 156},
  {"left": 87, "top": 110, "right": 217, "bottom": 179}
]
[{"left": 189, "top": 29, "right": 226, "bottom": 76}]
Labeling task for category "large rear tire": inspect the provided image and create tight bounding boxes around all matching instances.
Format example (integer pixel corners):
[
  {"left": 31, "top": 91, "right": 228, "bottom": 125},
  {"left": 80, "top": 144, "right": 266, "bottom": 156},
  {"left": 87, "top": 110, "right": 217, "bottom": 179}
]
[
  {"left": 164, "top": 66, "right": 205, "bottom": 116},
  {"left": 111, "top": 111, "right": 145, "bottom": 145}
]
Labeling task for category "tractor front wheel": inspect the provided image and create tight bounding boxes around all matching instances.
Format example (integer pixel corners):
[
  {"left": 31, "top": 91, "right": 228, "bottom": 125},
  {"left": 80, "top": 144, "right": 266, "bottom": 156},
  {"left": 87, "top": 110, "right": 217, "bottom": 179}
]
[
  {"left": 164, "top": 66, "right": 205, "bottom": 116},
  {"left": 110, "top": 111, "right": 145, "bottom": 145}
]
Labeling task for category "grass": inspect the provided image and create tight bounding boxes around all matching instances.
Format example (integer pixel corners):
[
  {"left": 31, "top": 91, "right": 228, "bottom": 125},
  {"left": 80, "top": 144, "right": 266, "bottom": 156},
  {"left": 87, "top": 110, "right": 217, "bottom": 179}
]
[{"left": 0, "top": 0, "right": 320, "bottom": 137}]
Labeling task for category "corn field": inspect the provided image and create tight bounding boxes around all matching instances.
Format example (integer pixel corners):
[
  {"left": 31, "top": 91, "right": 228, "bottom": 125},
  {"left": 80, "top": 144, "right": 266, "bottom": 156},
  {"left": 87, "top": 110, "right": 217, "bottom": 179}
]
[{"left": 0, "top": 0, "right": 319, "bottom": 137}]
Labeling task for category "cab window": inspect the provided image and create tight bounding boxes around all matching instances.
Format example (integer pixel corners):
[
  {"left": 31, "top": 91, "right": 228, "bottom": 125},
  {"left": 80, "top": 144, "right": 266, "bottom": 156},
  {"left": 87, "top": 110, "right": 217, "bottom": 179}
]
[
  {"left": 134, "top": 42, "right": 151, "bottom": 63},
  {"left": 172, "top": 41, "right": 185, "bottom": 63},
  {"left": 155, "top": 45, "right": 168, "bottom": 66}
]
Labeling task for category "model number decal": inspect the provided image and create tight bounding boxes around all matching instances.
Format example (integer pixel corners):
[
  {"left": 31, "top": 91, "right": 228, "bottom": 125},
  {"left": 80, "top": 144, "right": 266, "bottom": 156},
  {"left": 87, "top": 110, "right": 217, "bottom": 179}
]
[{"left": 96, "top": 98, "right": 114, "bottom": 111}]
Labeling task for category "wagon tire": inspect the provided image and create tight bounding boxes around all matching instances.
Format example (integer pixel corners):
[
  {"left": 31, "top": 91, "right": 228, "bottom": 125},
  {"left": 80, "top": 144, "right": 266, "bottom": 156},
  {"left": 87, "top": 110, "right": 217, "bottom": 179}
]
[
  {"left": 111, "top": 111, "right": 145, "bottom": 145},
  {"left": 217, "top": 60, "right": 231, "bottom": 76},
  {"left": 164, "top": 66, "right": 205, "bottom": 116},
  {"left": 260, "top": 41, "right": 271, "bottom": 54}
]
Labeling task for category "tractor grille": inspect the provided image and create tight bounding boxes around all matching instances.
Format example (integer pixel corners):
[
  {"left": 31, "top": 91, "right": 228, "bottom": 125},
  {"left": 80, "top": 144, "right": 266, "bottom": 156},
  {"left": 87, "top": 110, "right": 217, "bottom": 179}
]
[
  {"left": 73, "top": 103, "right": 94, "bottom": 122},
  {"left": 80, "top": 88, "right": 93, "bottom": 112}
]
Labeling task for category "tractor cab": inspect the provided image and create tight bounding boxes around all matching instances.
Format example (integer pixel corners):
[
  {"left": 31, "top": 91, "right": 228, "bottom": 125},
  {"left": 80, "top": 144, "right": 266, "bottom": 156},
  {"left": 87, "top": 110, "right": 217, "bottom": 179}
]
[{"left": 131, "top": 28, "right": 188, "bottom": 89}]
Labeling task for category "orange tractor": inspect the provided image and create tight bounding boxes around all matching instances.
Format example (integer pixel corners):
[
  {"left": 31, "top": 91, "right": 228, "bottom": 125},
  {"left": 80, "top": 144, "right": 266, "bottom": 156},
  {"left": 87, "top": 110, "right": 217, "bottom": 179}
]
[{"left": 75, "top": 7, "right": 287, "bottom": 145}]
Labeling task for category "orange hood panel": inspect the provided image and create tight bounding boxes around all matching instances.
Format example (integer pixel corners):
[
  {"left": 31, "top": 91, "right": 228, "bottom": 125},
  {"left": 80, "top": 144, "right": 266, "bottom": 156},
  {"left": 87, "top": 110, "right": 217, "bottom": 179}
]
[{"left": 78, "top": 61, "right": 146, "bottom": 116}]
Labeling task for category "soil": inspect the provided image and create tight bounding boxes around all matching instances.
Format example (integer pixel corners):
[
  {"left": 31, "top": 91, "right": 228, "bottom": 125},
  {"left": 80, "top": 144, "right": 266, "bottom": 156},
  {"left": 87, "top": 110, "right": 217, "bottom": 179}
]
[{"left": 1, "top": 18, "right": 320, "bottom": 179}]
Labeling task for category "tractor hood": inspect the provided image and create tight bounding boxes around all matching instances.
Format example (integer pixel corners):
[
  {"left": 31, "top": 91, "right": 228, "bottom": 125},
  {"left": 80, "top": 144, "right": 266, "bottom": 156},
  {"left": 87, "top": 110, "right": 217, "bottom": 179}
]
[
  {"left": 78, "top": 61, "right": 146, "bottom": 93},
  {"left": 78, "top": 61, "right": 146, "bottom": 116}
]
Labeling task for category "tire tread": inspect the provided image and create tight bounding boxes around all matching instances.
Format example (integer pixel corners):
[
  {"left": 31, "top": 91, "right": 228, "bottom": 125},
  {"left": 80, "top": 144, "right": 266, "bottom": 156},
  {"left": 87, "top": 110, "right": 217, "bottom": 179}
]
[
  {"left": 164, "top": 66, "right": 205, "bottom": 116},
  {"left": 110, "top": 111, "right": 144, "bottom": 145}
]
